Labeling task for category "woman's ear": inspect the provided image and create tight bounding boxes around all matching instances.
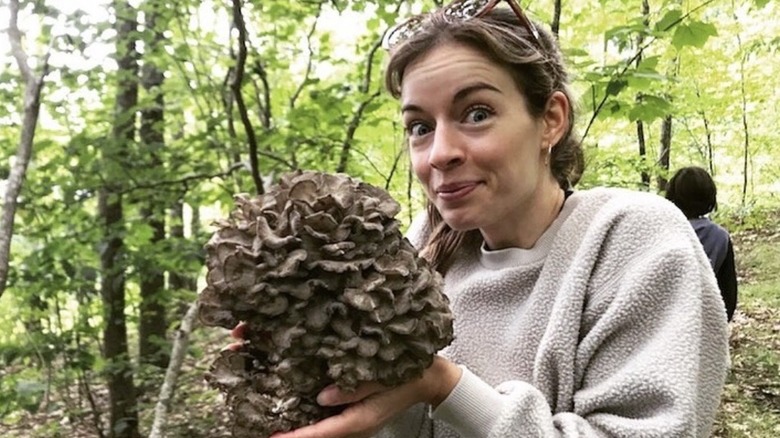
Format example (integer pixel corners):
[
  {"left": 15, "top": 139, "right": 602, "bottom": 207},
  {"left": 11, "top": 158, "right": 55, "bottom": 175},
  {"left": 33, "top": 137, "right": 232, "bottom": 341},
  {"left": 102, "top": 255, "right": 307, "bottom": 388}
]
[{"left": 541, "top": 91, "right": 570, "bottom": 148}]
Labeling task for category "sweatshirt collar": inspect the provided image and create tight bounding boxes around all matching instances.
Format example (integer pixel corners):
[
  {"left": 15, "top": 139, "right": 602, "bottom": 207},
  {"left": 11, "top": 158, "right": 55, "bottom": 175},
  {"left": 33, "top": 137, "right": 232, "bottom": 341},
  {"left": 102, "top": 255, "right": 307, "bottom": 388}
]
[{"left": 479, "top": 191, "right": 581, "bottom": 270}]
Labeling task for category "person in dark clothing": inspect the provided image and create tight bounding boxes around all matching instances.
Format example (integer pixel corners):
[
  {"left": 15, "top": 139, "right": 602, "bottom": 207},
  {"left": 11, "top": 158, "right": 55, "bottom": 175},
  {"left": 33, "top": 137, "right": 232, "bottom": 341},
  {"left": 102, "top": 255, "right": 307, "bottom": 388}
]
[{"left": 666, "top": 166, "right": 738, "bottom": 321}]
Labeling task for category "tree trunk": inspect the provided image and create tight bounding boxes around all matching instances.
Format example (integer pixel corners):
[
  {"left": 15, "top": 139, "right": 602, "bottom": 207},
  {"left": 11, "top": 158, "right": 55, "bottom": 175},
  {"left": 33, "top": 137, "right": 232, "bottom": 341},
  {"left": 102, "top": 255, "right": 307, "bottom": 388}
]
[
  {"left": 737, "top": 36, "right": 750, "bottom": 207},
  {"left": 657, "top": 115, "right": 672, "bottom": 192},
  {"left": 138, "top": 0, "right": 169, "bottom": 370},
  {"left": 138, "top": 204, "right": 167, "bottom": 369},
  {"left": 0, "top": 0, "right": 51, "bottom": 298},
  {"left": 230, "top": 0, "right": 264, "bottom": 195},
  {"left": 704, "top": 114, "right": 714, "bottom": 176},
  {"left": 635, "top": 0, "right": 650, "bottom": 189},
  {"left": 636, "top": 122, "right": 650, "bottom": 188},
  {"left": 101, "top": 1, "right": 140, "bottom": 436},
  {"left": 657, "top": 53, "right": 679, "bottom": 193},
  {"left": 551, "top": 0, "right": 561, "bottom": 38}
]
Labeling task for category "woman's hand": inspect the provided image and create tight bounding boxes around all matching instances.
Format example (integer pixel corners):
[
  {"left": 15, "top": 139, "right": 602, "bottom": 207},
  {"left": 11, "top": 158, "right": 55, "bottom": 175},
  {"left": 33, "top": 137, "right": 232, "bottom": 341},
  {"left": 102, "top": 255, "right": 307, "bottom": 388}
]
[
  {"left": 270, "top": 356, "right": 463, "bottom": 438},
  {"left": 223, "top": 321, "right": 248, "bottom": 351}
]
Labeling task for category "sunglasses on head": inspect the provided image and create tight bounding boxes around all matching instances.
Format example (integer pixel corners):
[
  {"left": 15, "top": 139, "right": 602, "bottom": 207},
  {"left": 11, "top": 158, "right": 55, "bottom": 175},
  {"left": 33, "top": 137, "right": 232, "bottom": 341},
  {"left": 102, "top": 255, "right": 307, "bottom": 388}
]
[{"left": 382, "top": 0, "right": 541, "bottom": 51}]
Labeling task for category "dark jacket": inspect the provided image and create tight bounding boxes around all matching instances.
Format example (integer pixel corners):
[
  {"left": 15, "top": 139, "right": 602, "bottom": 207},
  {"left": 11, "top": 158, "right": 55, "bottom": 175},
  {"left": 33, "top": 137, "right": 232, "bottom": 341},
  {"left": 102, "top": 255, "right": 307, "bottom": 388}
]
[{"left": 690, "top": 217, "right": 738, "bottom": 321}]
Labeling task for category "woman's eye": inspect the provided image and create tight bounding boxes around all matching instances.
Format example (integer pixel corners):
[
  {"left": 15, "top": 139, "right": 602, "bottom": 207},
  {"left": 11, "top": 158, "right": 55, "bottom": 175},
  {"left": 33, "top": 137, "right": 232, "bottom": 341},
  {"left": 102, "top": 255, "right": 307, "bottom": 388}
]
[
  {"left": 408, "top": 122, "right": 432, "bottom": 137},
  {"left": 465, "top": 107, "right": 493, "bottom": 123}
]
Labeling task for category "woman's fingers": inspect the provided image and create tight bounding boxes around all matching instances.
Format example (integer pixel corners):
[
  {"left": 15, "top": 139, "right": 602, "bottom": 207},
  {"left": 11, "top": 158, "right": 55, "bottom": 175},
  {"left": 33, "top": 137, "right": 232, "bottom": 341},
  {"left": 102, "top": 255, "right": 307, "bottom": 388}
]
[
  {"left": 270, "top": 379, "right": 426, "bottom": 438},
  {"left": 221, "top": 341, "right": 245, "bottom": 352},
  {"left": 269, "top": 395, "right": 388, "bottom": 438},
  {"left": 230, "top": 321, "right": 247, "bottom": 339},
  {"left": 317, "top": 382, "right": 386, "bottom": 406}
]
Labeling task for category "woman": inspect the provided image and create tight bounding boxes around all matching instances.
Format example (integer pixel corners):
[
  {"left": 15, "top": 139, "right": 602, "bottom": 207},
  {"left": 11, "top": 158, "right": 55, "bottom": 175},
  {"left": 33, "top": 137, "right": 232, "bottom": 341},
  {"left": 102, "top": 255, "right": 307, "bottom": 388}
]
[
  {"left": 666, "top": 166, "right": 738, "bottom": 321},
  {"left": 271, "top": 1, "right": 729, "bottom": 436}
]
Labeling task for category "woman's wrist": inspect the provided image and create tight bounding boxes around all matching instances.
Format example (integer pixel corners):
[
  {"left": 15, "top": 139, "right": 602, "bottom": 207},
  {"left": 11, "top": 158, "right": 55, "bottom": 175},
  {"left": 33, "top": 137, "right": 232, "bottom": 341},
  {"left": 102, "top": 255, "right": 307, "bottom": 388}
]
[{"left": 423, "top": 355, "right": 462, "bottom": 408}]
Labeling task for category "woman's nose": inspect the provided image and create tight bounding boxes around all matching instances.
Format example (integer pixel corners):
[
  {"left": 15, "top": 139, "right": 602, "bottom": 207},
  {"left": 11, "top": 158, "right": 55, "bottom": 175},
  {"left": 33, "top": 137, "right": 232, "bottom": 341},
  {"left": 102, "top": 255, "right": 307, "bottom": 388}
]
[{"left": 428, "top": 125, "right": 464, "bottom": 170}]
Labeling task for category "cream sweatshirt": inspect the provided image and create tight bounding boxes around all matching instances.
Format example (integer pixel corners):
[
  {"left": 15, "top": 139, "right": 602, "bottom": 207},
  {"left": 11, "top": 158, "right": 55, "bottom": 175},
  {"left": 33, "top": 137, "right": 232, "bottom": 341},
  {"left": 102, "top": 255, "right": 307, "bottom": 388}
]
[{"left": 377, "top": 187, "right": 730, "bottom": 438}]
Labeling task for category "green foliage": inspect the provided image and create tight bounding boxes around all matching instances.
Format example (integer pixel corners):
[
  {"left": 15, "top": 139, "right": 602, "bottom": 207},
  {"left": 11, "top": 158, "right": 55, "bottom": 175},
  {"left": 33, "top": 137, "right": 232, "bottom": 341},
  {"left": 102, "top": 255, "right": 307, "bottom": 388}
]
[
  {"left": 0, "top": 372, "right": 45, "bottom": 417},
  {"left": 672, "top": 20, "right": 718, "bottom": 49},
  {"left": 654, "top": 9, "right": 683, "bottom": 32},
  {"left": 1, "top": 0, "right": 779, "bottom": 434}
]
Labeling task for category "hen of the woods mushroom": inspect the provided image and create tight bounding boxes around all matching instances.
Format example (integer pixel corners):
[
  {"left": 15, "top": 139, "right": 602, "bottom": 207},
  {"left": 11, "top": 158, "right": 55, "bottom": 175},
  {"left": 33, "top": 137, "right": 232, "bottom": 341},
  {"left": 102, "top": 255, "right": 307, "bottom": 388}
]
[{"left": 198, "top": 171, "right": 454, "bottom": 437}]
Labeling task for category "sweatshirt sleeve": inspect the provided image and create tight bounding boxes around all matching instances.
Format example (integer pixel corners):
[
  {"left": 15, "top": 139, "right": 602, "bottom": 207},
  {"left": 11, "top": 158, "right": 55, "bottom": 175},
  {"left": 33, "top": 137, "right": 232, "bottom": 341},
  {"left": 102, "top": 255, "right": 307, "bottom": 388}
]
[
  {"left": 434, "top": 227, "right": 728, "bottom": 437},
  {"left": 716, "top": 239, "right": 738, "bottom": 321}
]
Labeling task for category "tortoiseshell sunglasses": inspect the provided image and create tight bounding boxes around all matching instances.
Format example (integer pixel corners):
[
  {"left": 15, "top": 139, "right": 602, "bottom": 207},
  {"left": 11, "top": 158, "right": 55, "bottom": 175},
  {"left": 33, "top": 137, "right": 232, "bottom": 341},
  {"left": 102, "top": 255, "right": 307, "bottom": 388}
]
[{"left": 381, "top": 0, "right": 541, "bottom": 50}]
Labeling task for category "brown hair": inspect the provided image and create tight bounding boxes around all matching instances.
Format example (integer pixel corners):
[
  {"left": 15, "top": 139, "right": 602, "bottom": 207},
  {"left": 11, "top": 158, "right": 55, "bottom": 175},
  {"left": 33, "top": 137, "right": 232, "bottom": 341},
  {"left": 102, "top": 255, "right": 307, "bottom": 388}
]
[
  {"left": 666, "top": 166, "right": 718, "bottom": 219},
  {"left": 385, "top": 8, "right": 584, "bottom": 273}
]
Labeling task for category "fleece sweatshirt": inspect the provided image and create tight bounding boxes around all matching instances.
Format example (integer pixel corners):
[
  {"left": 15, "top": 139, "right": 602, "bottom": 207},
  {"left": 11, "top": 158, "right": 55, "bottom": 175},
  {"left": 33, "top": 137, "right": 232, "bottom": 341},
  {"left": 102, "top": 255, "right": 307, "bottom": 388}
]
[{"left": 376, "top": 187, "right": 730, "bottom": 438}]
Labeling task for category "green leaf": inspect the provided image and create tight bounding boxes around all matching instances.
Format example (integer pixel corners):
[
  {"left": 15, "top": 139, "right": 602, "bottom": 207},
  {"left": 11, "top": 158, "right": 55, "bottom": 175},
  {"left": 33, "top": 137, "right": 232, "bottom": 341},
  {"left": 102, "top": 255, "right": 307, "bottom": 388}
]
[
  {"left": 672, "top": 21, "right": 718, "bottom": 49},
  {"left": 654, "top": 9, "right": 683, "bottom": 32},
  {"left": 629, "top": 95, "right": 672, "bottom": 122},
  {"left": 366, "top": 17, "right": 381, "bottom": 32},
  {"left": 605, "top": 100, "right": 625, "bottom": 117},
  {"left": 606, "top": 79, "right": 628, "bottom": 97},
  {"left": 563, "top": 47, "right": 590, "bottom": 58},
  {"left": 126, "top": 223, "right": 155, "bottom": 249},
  {"left": 627, "top": 70, "right": 668, "bottom": 89},
  {"left": 637, "top": 55, "right": 660, "bottom": 71}
]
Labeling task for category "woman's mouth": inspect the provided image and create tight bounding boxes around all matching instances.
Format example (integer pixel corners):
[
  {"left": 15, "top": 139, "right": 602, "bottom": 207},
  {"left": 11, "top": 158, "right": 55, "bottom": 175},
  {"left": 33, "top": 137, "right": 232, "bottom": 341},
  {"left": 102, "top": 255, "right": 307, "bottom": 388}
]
[{"left": 435, "top": 182, "right": 479, "bottom": 202}]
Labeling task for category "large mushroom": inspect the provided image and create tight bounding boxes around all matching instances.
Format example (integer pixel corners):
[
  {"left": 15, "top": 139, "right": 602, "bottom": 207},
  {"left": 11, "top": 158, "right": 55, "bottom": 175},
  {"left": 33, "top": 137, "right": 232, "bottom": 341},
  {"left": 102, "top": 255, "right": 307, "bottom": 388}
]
[{"left": 199, "top": 170, "right": 454, "bottom": 437}]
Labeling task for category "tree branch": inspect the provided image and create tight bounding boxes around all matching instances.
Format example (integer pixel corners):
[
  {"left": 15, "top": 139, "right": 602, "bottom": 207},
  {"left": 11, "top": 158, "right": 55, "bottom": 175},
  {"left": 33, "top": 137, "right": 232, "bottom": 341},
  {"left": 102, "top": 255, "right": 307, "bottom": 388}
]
[
  {"left": 361, "top": 39, "right": 383, "bottom": 94},
  {"left": 336, "top": 90, "right": 381, "bottom": 173},
  {"left": 581, "top": 0, "right": 716, "bottom": 143},
  {"left": 333, "top": 1, "right": 404, "bottom": 174},
  {"left": 8, "top": 0, "right": 35, "bottom": 83},
  {"left": 148, "top": 300, "right": 200, "bottom": 438},
  {"left": 0, "top": 0, "right": 52, "bottom": 298},
  {"left": 117, "top": 161, "right": 251, "bottom": 195},
  {"left": 252, "top": 61, "right": 273, "bottom": 131},
  {"left": 362, "top": 2, "right": 403, "bottom": 94},
  {"left": 230, "top": 0, "right": 264, "bottom": 195},
  {"left": 290, "top": 3, "right": 323, "bottom": 108}
]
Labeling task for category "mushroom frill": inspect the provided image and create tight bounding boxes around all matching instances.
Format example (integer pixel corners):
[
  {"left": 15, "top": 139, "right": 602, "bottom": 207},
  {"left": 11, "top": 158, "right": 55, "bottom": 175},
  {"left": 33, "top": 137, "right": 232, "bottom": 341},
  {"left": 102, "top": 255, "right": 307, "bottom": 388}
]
[{"left": 199, "top": 171, "right": 454, "bottom": 437}]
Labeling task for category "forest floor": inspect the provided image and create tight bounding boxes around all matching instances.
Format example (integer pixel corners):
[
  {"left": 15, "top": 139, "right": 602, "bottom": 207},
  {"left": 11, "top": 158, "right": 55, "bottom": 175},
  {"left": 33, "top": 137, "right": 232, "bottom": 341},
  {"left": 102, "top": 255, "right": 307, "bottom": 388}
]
[
  {"left": 712, "top": 218, "right": 780, "bottom": 437},
  {"left": 1, "top": 221, "right": 779, "bottom": 437}
]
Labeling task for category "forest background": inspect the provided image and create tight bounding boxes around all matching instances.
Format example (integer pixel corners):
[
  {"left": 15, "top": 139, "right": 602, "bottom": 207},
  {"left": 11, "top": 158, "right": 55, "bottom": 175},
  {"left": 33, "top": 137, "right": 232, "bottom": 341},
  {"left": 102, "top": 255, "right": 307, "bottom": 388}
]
[{"left": 1, "top": 0, "right": 778, "bottom": 437}]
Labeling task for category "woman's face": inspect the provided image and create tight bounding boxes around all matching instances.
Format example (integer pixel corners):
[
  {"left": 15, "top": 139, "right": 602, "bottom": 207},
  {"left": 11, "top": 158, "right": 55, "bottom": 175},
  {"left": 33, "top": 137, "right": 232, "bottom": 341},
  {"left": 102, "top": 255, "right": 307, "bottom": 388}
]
[{"left": 401, "top": 42, "right": 556, "bottom": 243}]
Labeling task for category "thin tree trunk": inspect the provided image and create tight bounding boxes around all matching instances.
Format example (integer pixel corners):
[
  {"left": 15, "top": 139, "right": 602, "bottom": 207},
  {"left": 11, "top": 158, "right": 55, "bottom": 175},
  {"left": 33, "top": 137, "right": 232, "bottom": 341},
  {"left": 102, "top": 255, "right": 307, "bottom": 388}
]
[
  {"left": 635, "top": 0, "right": 651, "bottom": 189},
  {"left": 657, "top": 54, "right": 679, "bottom": 192},
  {"left": 336, "top": 91, "right": 381, "bottom": 173},
  {"left": 737, "top": 37, "right": 750, "bottom": 207},
  {"left": 0, "top": 0, "right": 51, "bottom": 298},
  {"left": 637, "top": 122, "right": 650, "bottom": 188},
  {"left": 335, "top": 6, "right": 402, "bottom": 175},
  {"left": 693, "top": 83, "right": 716, "bottom": 175},
  {"left": 139, "top": 0, "right": 169, "bottom": 370},
  {"left": 101, "top": 1, "right": 140, "bottom": 436},
  {"left": 551, "top": 0, "right": 561, "bottom": 38},
  {"left": 148, "top": 301, "right": 200, "bottom": 438},
  {"left": 230, "top": 0, "right": 264, "bottom": 194},
  {"left": 657, "top": 115, "right": 672, "bottom": 191},
  {"left": 74, "top": 267, "right": 105, "bottom": 438},
  {"left": 138, "top": 203, "right": 167, "bottom": 368},
  {"left": 704, "top": 114, "right": 714, "bottom": 175}
]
